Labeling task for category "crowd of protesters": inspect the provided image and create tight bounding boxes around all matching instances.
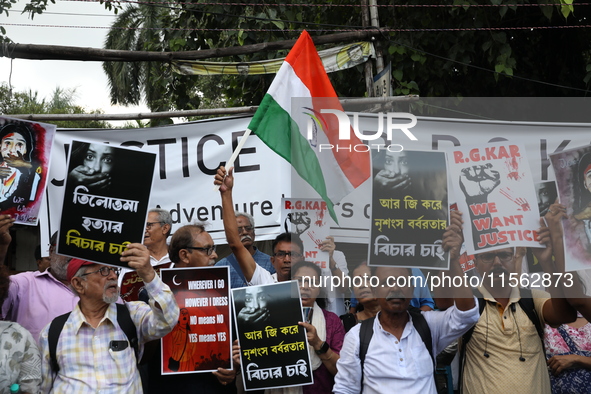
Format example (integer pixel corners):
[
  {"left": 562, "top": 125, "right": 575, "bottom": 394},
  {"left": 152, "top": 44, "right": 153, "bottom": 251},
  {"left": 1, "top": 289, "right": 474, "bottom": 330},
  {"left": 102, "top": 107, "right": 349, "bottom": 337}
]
[{"left": 1, "top": 163, "right": 591, "bottom": 394}]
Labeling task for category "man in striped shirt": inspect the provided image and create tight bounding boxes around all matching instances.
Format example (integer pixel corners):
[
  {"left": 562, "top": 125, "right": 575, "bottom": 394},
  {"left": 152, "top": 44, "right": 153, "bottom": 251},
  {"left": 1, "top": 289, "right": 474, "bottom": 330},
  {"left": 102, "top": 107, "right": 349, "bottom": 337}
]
[{"left": 39, "top": 243, "right": 179, "bottom": 393}]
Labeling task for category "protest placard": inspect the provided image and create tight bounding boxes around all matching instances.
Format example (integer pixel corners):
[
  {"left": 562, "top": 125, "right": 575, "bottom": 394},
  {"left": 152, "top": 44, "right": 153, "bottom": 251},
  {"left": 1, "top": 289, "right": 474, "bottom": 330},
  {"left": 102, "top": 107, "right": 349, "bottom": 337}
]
[
  {"left": 369, "top": 150, "right": 449, "bottom": 269},
  {"left": 57, "top": 140, "right": 156, "bottom": 266},
  {"left": 120, "top": 262, "right": 173, "bottom": 302},
  {"left": 550, "top": 145, "right": 591, "bottom": 271},
  {"left": 160, "top": 266, "right": 232, "bottom": 374},
  {"left": 232, "top": 281, "right": 313, "bottom": 391},
  {"left": 448, "top": 142, "right": 540, "bottom": 254},
  {"left": 0, "top": 116, "right": 55, "bottom": 225},
  {"left": 281, "top": 198, "right": 330, "bottom": 269}
]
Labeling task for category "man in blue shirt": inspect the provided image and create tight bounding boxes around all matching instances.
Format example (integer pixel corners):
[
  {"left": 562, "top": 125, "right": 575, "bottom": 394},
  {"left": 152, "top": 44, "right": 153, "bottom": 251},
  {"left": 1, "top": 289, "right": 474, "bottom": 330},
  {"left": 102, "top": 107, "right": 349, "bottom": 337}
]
[{"left": 215, "top": 212, "right": 275, "bottom": 288}]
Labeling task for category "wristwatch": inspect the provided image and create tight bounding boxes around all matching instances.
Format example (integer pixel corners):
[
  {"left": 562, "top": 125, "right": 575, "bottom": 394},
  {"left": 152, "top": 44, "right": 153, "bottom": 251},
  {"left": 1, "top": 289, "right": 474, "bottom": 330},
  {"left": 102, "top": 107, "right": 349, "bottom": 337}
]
[{"left": 315, "top": 341, "right": 330, "bottom": 355}]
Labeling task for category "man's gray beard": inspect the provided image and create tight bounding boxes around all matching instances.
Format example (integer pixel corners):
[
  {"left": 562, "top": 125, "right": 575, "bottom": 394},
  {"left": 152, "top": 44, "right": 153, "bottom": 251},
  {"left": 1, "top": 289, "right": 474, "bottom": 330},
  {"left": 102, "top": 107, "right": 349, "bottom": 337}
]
[
  {"left": 103, "top": 280, "right": 119, "bottom": 303},
  {"left": 49, "top": 254, "right": 70, "bottom": 281},
  {"left": 103, "top": 293, "right": 119, "bottom": 303}
]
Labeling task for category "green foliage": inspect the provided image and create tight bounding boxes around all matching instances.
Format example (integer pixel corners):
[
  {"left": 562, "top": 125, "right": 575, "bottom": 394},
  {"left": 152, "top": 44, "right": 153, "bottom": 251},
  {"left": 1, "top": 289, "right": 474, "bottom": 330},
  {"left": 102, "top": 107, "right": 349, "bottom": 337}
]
[{"left": 0, "top": 83, "right": 111, "bottom": 129}]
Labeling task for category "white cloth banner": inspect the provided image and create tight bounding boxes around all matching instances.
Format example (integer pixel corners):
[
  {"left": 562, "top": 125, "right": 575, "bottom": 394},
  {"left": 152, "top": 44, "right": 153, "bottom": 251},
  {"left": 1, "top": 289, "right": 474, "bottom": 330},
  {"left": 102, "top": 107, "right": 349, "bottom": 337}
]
[{"left": 44, "top": 114, "right": 591, "bottom": 251}]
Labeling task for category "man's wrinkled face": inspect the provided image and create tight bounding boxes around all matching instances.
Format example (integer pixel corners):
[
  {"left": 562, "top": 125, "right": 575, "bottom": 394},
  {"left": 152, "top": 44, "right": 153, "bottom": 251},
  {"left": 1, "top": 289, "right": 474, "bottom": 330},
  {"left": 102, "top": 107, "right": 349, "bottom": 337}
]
[
  {"left": 144, "top": 212, "right": 168, "bottom": 249},
  {"left": 237, "top": 216, "right": 255, "bottom": 249},
  {"left": 78, "top": 264, "right": 120, "bottom": 303}
]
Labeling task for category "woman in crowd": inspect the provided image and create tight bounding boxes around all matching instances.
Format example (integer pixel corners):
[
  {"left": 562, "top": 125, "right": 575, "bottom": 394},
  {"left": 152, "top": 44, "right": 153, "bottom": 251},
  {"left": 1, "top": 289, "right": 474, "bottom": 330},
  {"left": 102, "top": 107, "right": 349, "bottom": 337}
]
[
  {"left": 294, "top": 260, "right": 345, "bottom": 394},
  {"left": 0, "top": 265, "right": 41, "bottom": 394},
  {"left": 545, "top": 313, "right": 591, "bottom": 393},
  {"left": 339, "top": 262, "right": 380, "bottom": 333}
]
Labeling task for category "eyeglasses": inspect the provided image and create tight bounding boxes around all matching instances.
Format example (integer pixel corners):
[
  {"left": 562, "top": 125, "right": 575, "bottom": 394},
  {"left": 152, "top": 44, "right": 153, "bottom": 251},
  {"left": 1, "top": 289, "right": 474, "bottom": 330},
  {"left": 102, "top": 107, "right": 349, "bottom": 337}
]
[
  {"left": 186, "top": 245, "right": 217, "bottom": 256},
  {"left": 273, "top": 250, "right": 303, "bottom": 259},
  {"left": 146, "top": 221, "right": 163, "bottom": 230},
  {"left": 80, "top": 266, "right": 120, "bottom": 277},
  {"left": 477, "top": 251, "right": 514, "bottom": 264},
  {"left": 237, "top": 226, "right": 254, "bottom": 233}
]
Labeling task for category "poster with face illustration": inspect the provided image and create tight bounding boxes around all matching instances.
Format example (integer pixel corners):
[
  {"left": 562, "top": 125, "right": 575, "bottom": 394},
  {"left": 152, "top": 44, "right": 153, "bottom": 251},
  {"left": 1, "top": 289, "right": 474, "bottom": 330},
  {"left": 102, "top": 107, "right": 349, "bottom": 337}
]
[
  {"left": 370, "top": 150, "right": 449, "bottom": 269},
  {"left": 57, "top": 140, "right": 156, "bottom": 266},
  {"left": 232, "top": 281, "right": 313, "bottom": 391},
  {"left": 0, "top": 117, "right": 56, "bottom": 225},
  {"left": 550, "top": 144, "right": 591, "bottom": 271}
]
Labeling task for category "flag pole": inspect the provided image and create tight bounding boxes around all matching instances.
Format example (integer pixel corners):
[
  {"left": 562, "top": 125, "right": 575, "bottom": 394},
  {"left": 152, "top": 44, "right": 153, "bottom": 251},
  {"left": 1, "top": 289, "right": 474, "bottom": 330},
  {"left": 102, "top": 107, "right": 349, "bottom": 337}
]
[{"left": 212, "top": 128, "right": 252, "bottom": 191}]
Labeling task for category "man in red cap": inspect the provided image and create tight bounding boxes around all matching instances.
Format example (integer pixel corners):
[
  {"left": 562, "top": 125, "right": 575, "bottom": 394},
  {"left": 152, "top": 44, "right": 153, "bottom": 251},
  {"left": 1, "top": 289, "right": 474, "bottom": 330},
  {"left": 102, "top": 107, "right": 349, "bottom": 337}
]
[{"left": 39, "top": 242, "right": 179, "bottom": 393}]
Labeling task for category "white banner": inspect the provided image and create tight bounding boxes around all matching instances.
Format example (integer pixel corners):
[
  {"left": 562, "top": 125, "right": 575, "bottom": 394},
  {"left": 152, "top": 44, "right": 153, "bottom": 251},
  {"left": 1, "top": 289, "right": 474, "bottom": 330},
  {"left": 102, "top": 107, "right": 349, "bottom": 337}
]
[
  {"left": 45, "top": 113, "right": 591, "bottom": 249},
  {"left": 45, "top": 116, "right": 290, "bottom": 245}
]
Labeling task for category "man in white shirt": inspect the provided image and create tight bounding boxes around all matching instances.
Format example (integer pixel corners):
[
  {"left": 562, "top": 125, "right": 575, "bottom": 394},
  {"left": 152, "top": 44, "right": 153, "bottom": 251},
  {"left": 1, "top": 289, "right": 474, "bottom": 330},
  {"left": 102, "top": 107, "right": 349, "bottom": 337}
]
[{"left": 333, "top": 211, "right": 479, "bottom": 394}]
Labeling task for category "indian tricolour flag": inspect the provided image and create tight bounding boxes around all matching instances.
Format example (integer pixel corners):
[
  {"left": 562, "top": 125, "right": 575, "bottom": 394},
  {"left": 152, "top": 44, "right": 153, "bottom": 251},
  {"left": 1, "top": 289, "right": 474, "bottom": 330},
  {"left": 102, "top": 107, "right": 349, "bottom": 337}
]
[{"left": 248, "top": 30, "right": 370, "bottom": 223}]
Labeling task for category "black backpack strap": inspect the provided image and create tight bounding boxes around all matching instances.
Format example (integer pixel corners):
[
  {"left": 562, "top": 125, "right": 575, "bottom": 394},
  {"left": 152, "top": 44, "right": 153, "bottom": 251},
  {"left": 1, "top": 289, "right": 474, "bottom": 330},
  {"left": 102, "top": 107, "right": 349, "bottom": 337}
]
[
  {"left": 408, "top": 306, "right": 434, "bottom": 368},
  {"left": 358, "top": 316, "right": 375, "bottom": 393},
  {"left": 48, "top": 312, "right": 71, "bottom": 374},
  {"left": 116, "top": 303, "right": 139, "bottom": 364},
  {"left": 516, "top": 287, "right": 546, "bottom": 355},
  {"left": 516, "top": 288, "right": 543, "bottom": 339}
]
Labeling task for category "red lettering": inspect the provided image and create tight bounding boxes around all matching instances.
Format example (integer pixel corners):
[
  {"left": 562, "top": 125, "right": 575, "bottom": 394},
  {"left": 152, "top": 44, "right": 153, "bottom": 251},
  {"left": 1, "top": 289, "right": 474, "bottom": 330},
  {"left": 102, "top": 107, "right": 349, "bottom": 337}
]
[
  {"left": 473, "top": 218, "right": 491, "bottom": 231},
  {"left": 491, "top": 217, "right": 503, "bottom": 228},
  {"left": 509, "top": 145, "right": 520, "bottom": 158},
  {"left": 469, "top": 149, "right": 481, "bottom": 162},
  {"left": 469, "top": 202, "right": 496, "bottom": 216},
  {"left": 485, "top": 147, "right": 498, "bottom": 160},
  {"left": 497, "top": 145, "right": 509, "bottom": 159},
  {"left": 454, "top": 151, "right": 465, "bottom": 164},
  {"left": 285, "top": 201, "right": 292, "bottom": 209},
  {"left": 305, "top": 251, "right": 318, "bottom": 258}
]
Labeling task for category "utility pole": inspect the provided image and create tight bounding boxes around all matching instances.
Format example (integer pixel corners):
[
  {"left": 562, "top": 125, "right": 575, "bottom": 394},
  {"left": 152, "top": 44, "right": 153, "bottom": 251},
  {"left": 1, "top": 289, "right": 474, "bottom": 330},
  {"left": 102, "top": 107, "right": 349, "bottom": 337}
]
[
  {"left": 361, "top": 0, "right": 374, "bottom": 96},
  {"left": 369, "top": 0, "right": 384, "bottom": 74}
]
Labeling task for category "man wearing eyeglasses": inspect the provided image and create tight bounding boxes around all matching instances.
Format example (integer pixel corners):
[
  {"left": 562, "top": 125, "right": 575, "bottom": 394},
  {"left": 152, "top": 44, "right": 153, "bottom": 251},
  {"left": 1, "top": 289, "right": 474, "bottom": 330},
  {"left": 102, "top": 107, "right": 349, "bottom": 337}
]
[
  {"left": 461, "top": 244, "right": 577, "bottom": 394},
  {"left": 168, "top": 224, "right": 219, "bottom": 268},
  {"left": 144, "top": 208, "right": 173, "bottom": 266},
  {"left": 215, "top": 212, "right": 276, "bottom": 288},
  {"left": 146, "top": 223, "right": 238, "bottom": 393},
  {"left": 39, "top": 243, "right": 179, "bottom": 393}
]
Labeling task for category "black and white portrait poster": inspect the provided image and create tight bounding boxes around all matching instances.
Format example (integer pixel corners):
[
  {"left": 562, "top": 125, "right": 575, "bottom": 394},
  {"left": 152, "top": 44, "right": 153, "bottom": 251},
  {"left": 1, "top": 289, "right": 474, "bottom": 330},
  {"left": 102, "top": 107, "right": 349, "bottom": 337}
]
[
  {"left": 370, "top": 149, "right": 449, "bottom": 269},
  {"left": 57, "top": 140, "right": 156, "bottom": 266},
  {"left": 232, "top": 281, "right": 313, "bottom": 391},
  {"left": 160, "top": 266, "right": 232, "bottom": 374},
  {"left": 448, "top": 142, "right": 540, "bottom": 254},
  {"left": 0, "top": 116, "right": 56, "bottom": 225},
  {"left": 550, "top": 145, "right": 591, "bottom": 271}
]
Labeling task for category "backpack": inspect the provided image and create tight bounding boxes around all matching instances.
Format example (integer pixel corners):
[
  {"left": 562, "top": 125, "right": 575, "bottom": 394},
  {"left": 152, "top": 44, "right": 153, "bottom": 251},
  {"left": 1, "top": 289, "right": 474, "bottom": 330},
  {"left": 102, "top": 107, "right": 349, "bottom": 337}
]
[
  {"left": 48, "top": 303, "right": 139, "bottom": 373},
  {"left": 358, "top": 306, "right": 434, "bottom": 389},
  {"left": 457, "top": 287, "right": 544, "bottom": 392}
]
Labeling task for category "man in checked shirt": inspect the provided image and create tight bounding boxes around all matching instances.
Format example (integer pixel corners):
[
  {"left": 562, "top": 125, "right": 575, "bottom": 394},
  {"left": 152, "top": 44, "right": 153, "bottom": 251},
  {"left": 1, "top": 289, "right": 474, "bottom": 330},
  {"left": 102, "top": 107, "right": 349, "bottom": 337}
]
[{"left": 38, "top": 243, "right": 179, "bottom": 393}]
